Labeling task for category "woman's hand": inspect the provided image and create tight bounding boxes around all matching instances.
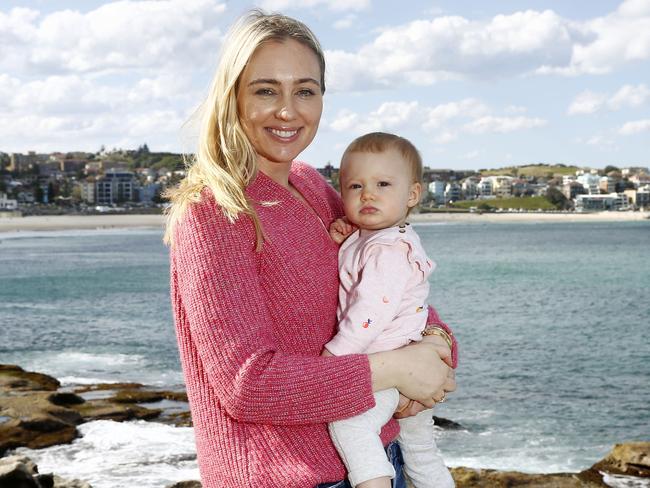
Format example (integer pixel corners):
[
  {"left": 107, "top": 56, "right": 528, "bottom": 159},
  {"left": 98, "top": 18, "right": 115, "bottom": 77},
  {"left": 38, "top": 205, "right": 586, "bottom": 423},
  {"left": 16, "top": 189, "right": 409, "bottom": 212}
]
[
  {"left": 393, "top": 366, "right": 456, "bottom": 419},
  {"left": 369, "top": 342, "right": 453, "bottom": 408},
  {"left": 421, "top": 334, "right": 453, "bottom": 368}
]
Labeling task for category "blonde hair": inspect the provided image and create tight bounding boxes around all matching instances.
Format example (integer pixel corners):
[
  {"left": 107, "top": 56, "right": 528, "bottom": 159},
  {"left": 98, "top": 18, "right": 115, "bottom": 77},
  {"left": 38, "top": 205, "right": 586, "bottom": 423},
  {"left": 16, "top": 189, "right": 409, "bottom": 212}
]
[
  {"left": 342, "top": 132, "right": 423, "bottom": 184},
  {"left": 163, "top": 10, "right": 326, "bottom": 248}
]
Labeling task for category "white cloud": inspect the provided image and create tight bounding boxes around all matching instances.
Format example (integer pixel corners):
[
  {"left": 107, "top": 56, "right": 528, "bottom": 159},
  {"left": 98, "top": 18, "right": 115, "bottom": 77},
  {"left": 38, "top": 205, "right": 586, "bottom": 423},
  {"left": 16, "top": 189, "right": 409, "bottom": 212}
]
[
  {"left": 567, "top": 90, "right": 607, "bottom": 115},
  {"left": 433, "top": 131, "right": 458, "bottom": 144},
  {"left": 583, "top": 135, "right": 615, "bottom": 147},
  {"left": 260, "top": 0, "right": 369, "bottom": 12},
  {"left": 608, "top": 84, "right": 650, "bottom": 109},
  {"left": 619, "top": 119, "right": 650, "bottom": 135},
  {"left": 0, "top": 1, "right": 223, "bottom": 152},
  {"left": 540, "top": 0, "right": 650, "bottom": 76},
  {"left": 325, "top": 9, "right": 574, "bottom": 91},
  {"left": 327, "top": 99, "right": 544, "bottom": 142},
  {"left": 464, "top": 116, "right": 547, "bottom": 134},
  {"left": 328, "top": 109, "right": 362, "bottom": 132},
  {"left": 328, "top": 99, "right": 486, "bottom": 135},
  {"left": 568, "top": 83, "right": 649, "bottom": 115},
  {"left": 325, "top": 2, "right": 650, "bottom": 91},
  {"left": 424, "top": 99, "right": 489, "bottom": 130},
  {"left": 505, "top": 105, "right": 527, "bottom": 114},
  {"left": 333, "top": 14, "right": 357, "bottom": 30},
  {"left": 0, "top": 1, "right": 226, "bottom": 76}
]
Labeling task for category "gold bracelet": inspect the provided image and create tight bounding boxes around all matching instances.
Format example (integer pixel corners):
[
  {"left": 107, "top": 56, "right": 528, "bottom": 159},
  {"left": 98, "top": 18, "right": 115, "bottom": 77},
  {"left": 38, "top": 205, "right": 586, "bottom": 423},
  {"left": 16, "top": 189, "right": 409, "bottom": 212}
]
[{"left": 421, "top": 326, "right": 453, "bottom": 350}]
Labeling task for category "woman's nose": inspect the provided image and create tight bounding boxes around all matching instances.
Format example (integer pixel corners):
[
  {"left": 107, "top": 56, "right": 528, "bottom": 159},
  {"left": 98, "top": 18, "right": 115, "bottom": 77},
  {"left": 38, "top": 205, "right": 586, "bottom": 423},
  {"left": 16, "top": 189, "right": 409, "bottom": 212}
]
[{"left": 276, "top": 97, "right": 296, "bottom": 121}]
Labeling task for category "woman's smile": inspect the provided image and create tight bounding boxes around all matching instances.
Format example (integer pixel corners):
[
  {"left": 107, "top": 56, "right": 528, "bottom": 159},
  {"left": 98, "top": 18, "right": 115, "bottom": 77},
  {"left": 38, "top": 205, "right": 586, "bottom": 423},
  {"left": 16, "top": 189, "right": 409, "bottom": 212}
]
[
  {"left": 237, "top": 39, "right": 323, "bottom": 173},
  {"left": 266, "top": 127, "right": 301, "bottom": 141}
]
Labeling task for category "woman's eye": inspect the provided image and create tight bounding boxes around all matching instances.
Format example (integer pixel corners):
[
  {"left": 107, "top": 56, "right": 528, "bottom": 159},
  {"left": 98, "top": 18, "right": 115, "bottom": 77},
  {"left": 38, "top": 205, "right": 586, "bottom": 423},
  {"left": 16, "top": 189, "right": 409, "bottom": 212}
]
[
  {"left": 297, "top": 88, "right": 315, "bottom": 97},
  {"left": 255, "top": 88, "right": 275, "bottom": 96}
]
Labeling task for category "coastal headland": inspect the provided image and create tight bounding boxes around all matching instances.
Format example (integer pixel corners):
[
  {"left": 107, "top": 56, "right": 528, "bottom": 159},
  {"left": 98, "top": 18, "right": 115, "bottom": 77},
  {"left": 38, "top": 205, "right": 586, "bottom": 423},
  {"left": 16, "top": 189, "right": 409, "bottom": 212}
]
[
  {"left": 1, "top": 364, "right": 648, "bottom": 488},
  {"left": 0, "top": 210, "right": 648, "bottom": 234}
]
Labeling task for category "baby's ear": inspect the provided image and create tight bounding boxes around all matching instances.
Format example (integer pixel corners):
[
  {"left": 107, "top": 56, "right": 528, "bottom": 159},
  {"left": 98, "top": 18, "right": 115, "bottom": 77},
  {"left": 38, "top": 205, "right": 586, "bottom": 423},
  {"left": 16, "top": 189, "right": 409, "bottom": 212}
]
[{"left": 408, "top": 182, "right": 422, "bottom": 207}]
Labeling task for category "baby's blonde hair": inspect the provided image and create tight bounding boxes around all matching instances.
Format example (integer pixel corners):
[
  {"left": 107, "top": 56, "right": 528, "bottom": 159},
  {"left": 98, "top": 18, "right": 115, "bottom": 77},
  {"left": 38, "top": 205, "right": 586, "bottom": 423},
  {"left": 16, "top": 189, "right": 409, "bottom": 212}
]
[
  {"left": 341, "top": 132, "right": 423, "bottom": 184},
  {"left": 163, "top": 10, "right": 325, "bottom": 248}
]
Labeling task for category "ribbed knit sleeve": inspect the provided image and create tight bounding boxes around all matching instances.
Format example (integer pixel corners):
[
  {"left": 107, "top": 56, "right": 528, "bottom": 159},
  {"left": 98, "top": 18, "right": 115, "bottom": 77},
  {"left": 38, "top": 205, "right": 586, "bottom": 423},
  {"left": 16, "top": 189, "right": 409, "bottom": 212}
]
[{"left": 172, "top": 198, "right": 377, "bottom": 425}]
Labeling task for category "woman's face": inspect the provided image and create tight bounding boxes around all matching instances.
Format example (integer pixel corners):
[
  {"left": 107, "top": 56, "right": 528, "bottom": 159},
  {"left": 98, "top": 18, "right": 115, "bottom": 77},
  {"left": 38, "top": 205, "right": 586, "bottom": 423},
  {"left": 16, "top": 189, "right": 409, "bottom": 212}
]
[{"left": 237, "top": 39, "right": 323, "bottom": 169}]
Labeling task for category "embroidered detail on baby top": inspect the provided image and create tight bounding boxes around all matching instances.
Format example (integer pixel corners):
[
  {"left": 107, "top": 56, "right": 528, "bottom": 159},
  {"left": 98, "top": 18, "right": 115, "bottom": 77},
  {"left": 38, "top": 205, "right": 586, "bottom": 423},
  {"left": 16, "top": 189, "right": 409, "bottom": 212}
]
[
  {"left": 362, "top": 319, "right": 372, "bottom": 328},
  {"left": 416, "top": 306, "right": 424, "bottom": 313},
  {"left": 382, "top": 296, "right": 389, "bottom": 303}
]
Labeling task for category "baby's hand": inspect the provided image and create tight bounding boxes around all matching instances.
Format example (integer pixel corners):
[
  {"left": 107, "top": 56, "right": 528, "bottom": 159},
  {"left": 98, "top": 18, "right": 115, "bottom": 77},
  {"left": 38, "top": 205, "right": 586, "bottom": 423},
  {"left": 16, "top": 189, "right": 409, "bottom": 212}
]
[
  {"left": 394, "top": 394, "right": 428, "bottom": 419},
  {"left": 329, "top": 218, "right": 357, "bottom": 244}
]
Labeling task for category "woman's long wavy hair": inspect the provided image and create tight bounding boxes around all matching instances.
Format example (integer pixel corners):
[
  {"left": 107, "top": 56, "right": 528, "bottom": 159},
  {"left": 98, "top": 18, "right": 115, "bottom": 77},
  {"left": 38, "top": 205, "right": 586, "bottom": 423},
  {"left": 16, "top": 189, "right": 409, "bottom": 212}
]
[{"left": 163, "top": 10, "right": 326, "bottom": 248}]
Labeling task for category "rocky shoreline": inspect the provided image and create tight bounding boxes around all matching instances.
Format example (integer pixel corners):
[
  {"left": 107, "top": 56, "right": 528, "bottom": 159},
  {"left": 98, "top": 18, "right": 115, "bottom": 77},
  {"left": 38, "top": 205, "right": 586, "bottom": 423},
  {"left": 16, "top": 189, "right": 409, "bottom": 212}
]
[{"left": 1, "top": 364, "right": 648, "bottom": 487}]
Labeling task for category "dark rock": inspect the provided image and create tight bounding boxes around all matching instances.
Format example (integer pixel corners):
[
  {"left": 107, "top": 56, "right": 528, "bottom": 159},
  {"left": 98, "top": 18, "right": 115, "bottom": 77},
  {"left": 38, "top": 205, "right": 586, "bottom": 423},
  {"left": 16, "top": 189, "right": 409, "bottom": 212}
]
[
  {"left": 110, "top": 390, "right": 165, "bottom": 404},
  {"left": 19, "top": 417, "right": 71, "bottom": 433},
  {"left": 73, "top": 382, "right": 144, "bottom": 393},
  {"left": 0, "top": 456, "right": 92, "bottom": 488},
  {"left": 589, "top": 441, "right": 650, "bottom": 478},
  {"left": 448, "top": 442, "right": 650, "bottom": 487},
  {"left": 47, "top": 393, "right": 85, "bottom": 407},
  {"left": 165, "top": 410, "right": 193, "bottom": 427},
  {"left": 432, "top": 415, "right": 464, "bottom": 430},
  {"left": 73, "top": 400, "right": 162, "bottom": 422},
  {"left": 166, "top": 482, "right": 202, "bottom": 488},
  {"left": 0, "top": 365, "right": 60, "bottom": 392},
  {"left": 34, "top": 474, "right": 54, "bottom": 488},
  {"left": 449, "top": 467, "right": 607, "bottom": 487},
  {"left": 0, "top": 365, "right": 164, "bottom": 455},
  {"left": 0, "top": 455, "right": 40, "bottom": 488}
]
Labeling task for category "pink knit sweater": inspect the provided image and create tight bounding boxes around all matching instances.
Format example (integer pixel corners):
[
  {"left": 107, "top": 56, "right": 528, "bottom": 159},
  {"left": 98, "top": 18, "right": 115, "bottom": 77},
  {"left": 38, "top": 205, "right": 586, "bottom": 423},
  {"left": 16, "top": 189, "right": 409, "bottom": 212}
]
[{"left": 170, "top": 162, "right": 457, "bottom": 487}]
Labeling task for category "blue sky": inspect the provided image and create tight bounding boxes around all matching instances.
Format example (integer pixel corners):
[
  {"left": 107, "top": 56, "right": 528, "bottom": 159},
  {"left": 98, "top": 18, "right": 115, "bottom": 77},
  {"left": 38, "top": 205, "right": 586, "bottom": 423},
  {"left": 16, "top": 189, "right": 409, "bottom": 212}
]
[{"left": 1, "top": 0, "right": 649, "bottom": 170}]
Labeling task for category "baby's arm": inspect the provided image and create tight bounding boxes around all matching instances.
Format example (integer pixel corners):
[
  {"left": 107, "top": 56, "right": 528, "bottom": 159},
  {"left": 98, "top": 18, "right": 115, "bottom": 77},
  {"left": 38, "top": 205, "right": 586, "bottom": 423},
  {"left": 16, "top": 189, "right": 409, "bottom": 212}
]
[{"left": 329, "top": 217, "right": 357, "bottom": 244}]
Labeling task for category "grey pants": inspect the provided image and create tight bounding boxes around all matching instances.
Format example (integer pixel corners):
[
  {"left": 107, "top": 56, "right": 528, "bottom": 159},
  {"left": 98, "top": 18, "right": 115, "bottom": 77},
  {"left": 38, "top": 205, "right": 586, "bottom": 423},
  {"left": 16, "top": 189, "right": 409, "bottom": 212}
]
[{"left": 329, "top": 388, "right": 454, "bottom": 487}]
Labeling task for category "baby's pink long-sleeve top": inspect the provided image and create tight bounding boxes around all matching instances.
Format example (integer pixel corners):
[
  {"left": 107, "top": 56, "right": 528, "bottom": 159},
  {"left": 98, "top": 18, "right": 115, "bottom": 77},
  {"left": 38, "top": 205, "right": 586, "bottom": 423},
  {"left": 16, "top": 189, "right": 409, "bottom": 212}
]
[{"left": 326, "top": 225, "right": 435, "bottom": 355}]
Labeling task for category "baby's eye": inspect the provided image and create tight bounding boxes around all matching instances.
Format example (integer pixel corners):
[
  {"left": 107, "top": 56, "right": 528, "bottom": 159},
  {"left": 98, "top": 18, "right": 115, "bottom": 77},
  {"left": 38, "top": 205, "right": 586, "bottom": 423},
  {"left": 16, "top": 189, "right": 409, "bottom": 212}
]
[
  {"left": 378, "top": 181, "right": 391, "bottom": 187},
  {"left": 348, "top": 183, "right": 362, "bottom": 190}
]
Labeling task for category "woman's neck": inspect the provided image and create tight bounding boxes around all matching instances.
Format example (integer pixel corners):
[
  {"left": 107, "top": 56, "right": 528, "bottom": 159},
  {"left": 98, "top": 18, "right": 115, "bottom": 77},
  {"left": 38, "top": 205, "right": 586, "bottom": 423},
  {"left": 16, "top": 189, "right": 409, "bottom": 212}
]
[{"left": 258, "top": 158, "right": 292, "bottom": 189}]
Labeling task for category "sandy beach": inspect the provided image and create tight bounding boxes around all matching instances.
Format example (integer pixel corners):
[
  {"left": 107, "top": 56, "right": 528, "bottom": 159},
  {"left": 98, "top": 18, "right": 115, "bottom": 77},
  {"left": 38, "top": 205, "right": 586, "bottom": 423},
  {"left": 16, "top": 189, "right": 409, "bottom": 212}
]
[
  {"left": 410, "top": 210, "right": 650, "bottom": 224},
  {"left": 0, "top": 213, "right": 166, "bottom": 233},
  {"left": 0, "top": 210, "right": 648, "bottom": 233}
]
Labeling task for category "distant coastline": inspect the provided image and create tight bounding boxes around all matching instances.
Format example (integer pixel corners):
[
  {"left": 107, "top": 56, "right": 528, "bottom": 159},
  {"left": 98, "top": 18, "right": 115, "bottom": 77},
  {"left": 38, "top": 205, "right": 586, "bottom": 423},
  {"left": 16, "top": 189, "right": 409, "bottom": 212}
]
[{"left": 1, "top": 210, "right": 648, "bottom": 233}]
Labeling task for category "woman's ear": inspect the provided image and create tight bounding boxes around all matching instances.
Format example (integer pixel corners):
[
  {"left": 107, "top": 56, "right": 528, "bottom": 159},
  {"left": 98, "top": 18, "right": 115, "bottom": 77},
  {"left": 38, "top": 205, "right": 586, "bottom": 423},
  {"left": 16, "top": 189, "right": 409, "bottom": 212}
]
[{"left": 407, "top": 182, "right": 422, "bottom": 208}]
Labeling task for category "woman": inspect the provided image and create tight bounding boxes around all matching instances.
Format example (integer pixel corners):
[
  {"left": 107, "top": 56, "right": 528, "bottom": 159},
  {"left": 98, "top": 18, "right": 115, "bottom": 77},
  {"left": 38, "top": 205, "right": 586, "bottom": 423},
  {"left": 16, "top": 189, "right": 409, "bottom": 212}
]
[{"left": 164, "top": 10, "right": 457, "bottom": 488}]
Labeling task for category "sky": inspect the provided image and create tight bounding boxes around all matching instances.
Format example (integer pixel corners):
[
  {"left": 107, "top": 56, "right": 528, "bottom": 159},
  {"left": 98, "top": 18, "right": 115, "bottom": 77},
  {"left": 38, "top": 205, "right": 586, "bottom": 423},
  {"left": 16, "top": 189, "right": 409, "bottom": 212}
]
[{"left": 1, "top": 0, "right": 649, "bottom": 170}]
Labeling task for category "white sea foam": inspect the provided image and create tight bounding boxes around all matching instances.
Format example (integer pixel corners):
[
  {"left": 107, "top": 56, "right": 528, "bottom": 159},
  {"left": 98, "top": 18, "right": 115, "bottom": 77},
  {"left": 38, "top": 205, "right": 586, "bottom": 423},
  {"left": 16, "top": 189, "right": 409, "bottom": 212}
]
[
  {"left": 17, "top": 420, "right": 199, "bottom": 488},
  {"left": 602, "top": 472, "right": 650, "bottom": 488},
  {"left": 15, "top": 351, "right": 183, "bottom": 388}
]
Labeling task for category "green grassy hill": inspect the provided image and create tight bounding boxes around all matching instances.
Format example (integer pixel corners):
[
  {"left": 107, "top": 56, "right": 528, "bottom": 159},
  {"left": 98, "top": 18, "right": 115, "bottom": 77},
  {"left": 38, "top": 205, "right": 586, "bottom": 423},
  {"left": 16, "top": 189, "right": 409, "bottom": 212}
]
[
  {"left": 480, "top": 164, "right": 580, "bottom": 178},
  {"left": 451, "top": 196, "right": 557, "bottom": 210}
]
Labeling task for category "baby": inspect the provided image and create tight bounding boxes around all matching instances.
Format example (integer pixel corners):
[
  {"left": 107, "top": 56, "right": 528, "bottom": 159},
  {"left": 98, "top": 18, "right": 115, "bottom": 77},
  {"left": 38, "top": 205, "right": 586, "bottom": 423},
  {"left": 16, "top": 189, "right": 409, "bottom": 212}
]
[{"left": 322, "top": 132, "right": 455, "bottom": 488}]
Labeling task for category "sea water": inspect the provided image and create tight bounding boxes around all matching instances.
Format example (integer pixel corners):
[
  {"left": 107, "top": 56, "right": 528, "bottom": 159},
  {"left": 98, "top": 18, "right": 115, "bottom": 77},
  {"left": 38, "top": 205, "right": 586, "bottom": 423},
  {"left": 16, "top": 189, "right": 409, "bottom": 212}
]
[{"left": 1, "top": 222, "right": 648, "bottom": 487}]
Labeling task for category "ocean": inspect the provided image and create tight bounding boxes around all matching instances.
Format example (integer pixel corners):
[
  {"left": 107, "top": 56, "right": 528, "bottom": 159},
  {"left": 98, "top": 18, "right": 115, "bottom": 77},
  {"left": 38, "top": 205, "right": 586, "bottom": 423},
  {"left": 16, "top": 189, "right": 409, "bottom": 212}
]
[{"left": 1, "top": 221, "right": 648, "bottom": 487}]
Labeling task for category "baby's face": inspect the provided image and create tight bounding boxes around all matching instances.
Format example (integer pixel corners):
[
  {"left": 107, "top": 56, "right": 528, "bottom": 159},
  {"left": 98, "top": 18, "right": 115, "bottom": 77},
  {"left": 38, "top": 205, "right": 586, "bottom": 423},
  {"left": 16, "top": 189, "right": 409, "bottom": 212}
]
[{"left": 340, "top": 148, "right": 421, "bottom": 231}]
